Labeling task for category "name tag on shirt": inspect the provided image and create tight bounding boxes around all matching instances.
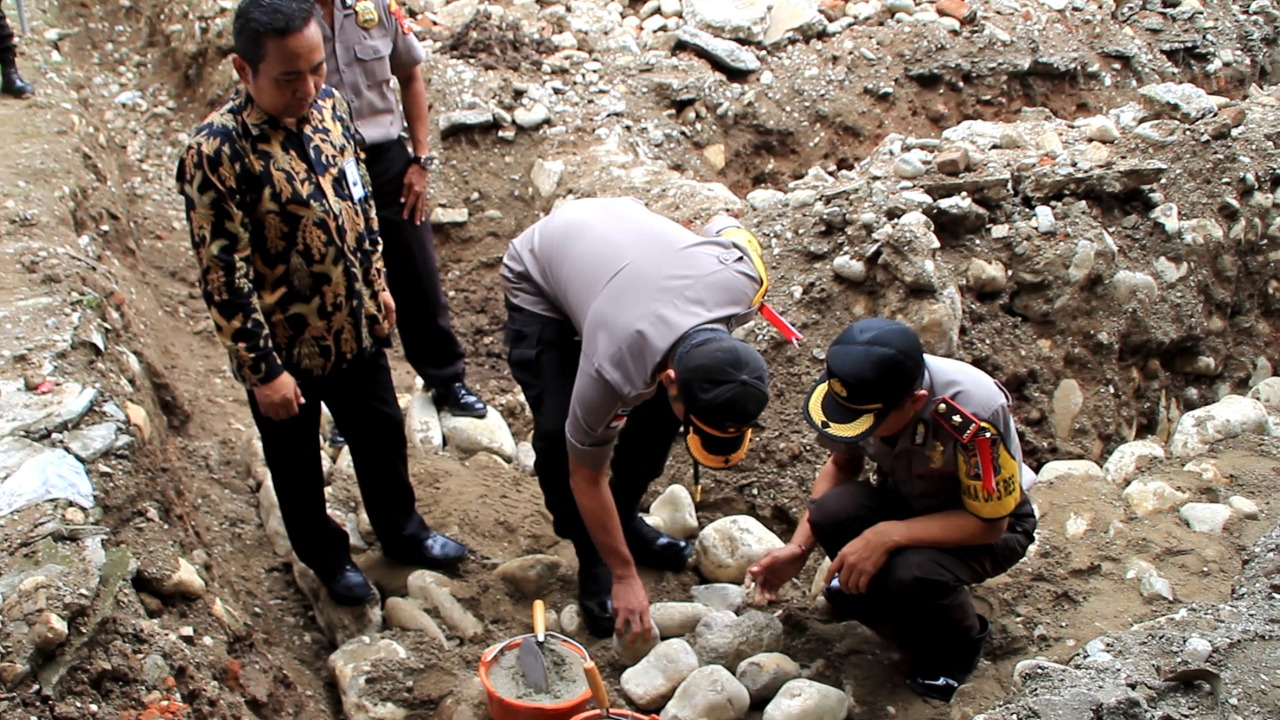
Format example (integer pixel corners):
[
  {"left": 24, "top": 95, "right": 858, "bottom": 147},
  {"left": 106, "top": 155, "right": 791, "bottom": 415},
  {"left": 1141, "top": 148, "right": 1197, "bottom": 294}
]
[{"left": 343, "top": 158, "right": 366, "bottom": 201}]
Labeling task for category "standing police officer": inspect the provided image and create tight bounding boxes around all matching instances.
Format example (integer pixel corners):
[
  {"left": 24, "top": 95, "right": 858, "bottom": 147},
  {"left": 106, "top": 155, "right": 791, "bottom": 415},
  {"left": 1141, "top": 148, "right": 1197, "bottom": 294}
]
[
  {"left": 314, "top": 0, "right": 486, "bottom": 416},
  {"left": 749, "top": 318, "right": 1037, "bottom": 702}
]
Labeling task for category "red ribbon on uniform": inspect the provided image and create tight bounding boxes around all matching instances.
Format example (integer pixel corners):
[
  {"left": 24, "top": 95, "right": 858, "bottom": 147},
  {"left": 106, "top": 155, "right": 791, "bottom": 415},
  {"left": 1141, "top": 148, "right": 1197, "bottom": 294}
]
[
  {"left": 974, "top": 434, "right": 996, "bottom": 496},
  {"left": 759, "top": 303, "right": 803, "bottom": 347}
]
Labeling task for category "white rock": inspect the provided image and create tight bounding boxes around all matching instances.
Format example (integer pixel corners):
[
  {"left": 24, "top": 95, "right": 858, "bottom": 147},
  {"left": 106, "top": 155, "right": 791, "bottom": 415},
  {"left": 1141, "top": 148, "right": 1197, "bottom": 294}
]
[
  {"left": 561, "top": 603, "right": 584, "bottom": 636},
  {"left": 661, "top": 0, "right": 684, "bottom": 15},
  {"left": 429, "top": 207, "right": 469, "bottom": 225},
  {"left": 1122, "top": 480, "right": 1189, "bottom": 516},
  {"left": 515, "top": 441, "right": 536, "bottom": 475},
  {"left": 1180, "top": 218, "right": 1224, "bottom": 246},
  {"left": 762, "top": 678, "right": 849, "bottom": 720},
  {"left": 1051, "top": 379, "right": 1084, "bottom": 438},
  {"left": 1111, "top": 270, "right": 1158, "bottom": 303},
  {"left": 1103, "top": 439, "right": 1166, "bottom": 484},
  {"left": 1182, "top": 637, "right": 1213, "bottom": 664},
  {"left": 405, "top": 391, "right": 444, "bottom": 450},
  {"left": 683, "top": 0, "right": 772, "bottom": 42},
  {"left": 330, "top": 637, "right": 409, "bottom": 720},
  {"left": 966, "top": 258, "right": 1007, "bottom": 294},
  {"left": 1064, "top": 512, "right": 1091, "bottom": 540},
  {"left": 30, "top": 611, "right": 69, "bottom": 653},
  {"left": 493, "top": 554, "right": 564, "bottom": 598},
  {"left": 621, "top": 638, "right": 701, "bottom": 710},
  {"left": 1247, "top": 376, "right": 1280, "bottom": 416},
  {"left": 1078, "top": 115, "right": 1120, "bottom": 142},
  {"left": 1226, "top": 495, "right": 1260, "bottom": 520},
  {"left": 695, "top": 515, "right": 785, "bottom": 582},
  {"left": 160, "top": 558, "right": 207, "bottom": 599},
  {"left": 1036, "top": 131, "right": 1064, "bottom": 156},
  {"left": 690, "top": 583, "right": 745, "bottom": 612},
  {"left": 1169, "top": 395, "right": 1272, "bottom": 457},
  {"left": 1139, "top": 82, "right": 1218, "bottom": 123},
  {"left": 735, "top": 652, "right": 801, "bottom": 705},
  {"left": 1150, "top": 203, "right": 1180, "bottom": 236},
  {"left": 650, "top": 485, "right": 699, "bottom": 539},
  {"left": 892, "top": 155, "right": 927, "bottom": 179},
  {"left": 1152, "top": 256, "right": 1189, "bottom": 283},
  {"left": 1036, "top": 460, "right": 1104, "bottom": 486},
  {"left": 692, "top": 610, "right": 784, "bottom": 668},
  {"left": 1140, "top": 574, "right": 1175, "bottom": 601},
  {"left": 440, "top": 407, "right": 517, "bottom": 462},
  {"left": 407, "top": 570, "right": 484, "bottom": 640},
  {"left": 747, "top": 189, "right": 786, "bottom": 209},
  {"left": 832, "top": 255, "right": 868, "bottom": 283},
  {"left": 1034, "top": 205, "right": 1057, "bottom": 234},
  {"left": 383, "top": 597, "right": 449, "bottom": 647},
  {"left": 64, "top": 422, "right": 120, "bottom": 462},
  {"left": 531, "top": 158, "right": 566, "bottom": 198},
  {"left": 660, "top": 665, "right": 751, "bottom": 720},
  {"left": 513, "top": 102, "right": 552, "bottom": 129},
  {"left": 1179, "top": 503, "right": 1233, "bottom": 534},
  {"left": 651, "top": 602, "right": 714, "bottom": 637}
]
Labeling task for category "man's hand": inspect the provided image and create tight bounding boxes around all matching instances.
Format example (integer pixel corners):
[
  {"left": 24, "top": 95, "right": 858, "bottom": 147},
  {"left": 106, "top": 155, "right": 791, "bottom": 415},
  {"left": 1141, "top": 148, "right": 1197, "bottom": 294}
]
[
  {"left": 379, "top": 291, "right": 397, "bottom": 328},
  {"left": 747, "top": 543, "right": 809, "bottom": 602},
  {"left": 824, "top": 522, "right": 898, "bottom": 595},
  {"left": 612, "top": 573, "right": 652, "bottom": 641},
  {"left": 253, "top": 372, "right": 305, "bottom": 421},
  {"left": 400, "top": 164, "right": 429, "bottom": 225}
]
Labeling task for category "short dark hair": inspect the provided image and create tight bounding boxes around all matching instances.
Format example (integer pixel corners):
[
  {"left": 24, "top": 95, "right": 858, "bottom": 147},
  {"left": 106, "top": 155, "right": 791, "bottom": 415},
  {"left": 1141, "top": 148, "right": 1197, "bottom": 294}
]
[{"left": 233, "top": 0, "right": 319, "bottom": 73}]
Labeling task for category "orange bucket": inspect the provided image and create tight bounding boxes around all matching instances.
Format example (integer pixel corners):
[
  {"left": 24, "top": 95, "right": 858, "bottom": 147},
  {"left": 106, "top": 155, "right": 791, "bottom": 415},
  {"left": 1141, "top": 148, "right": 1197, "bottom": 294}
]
[
  {"left": 478, "top": 632, "right": 593, "bottom": 720},
  {"left": 570, "top": 711, "right": 660, "bottom": 720}
]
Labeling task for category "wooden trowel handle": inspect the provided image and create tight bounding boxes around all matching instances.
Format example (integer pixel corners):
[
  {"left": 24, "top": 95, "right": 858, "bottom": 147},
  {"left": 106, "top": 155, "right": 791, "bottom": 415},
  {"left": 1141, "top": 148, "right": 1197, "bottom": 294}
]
[
  {"left": 532, "top": 599, "right": 546, "bottom": 641},
  {"left": 583, "top": 659, "right": 610, "bottom": 715}
]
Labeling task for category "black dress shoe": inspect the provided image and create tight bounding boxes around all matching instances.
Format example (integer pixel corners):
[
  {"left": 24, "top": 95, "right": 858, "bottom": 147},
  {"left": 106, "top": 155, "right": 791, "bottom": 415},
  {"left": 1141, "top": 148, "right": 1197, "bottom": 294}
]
[
  {"left": 577, "top": 558, "right": 614, "bottom": 638},
  {"left": 623, "top": 516, "right": 692, "bottom": 572},
  {"left": 434, "top": 382, "right": 487, "bottom": 418},
  {"left": 1, "top": 67, "right": 33, "bottom": 99},
  {"left": 386, "top": 531, "right": 468, "bottom": 570},
  {"left": 319, "top": 562, "right": 375, "bottom": 606},
  {"left": 907, "top": 615, "right": 990, "bottom": 703}
]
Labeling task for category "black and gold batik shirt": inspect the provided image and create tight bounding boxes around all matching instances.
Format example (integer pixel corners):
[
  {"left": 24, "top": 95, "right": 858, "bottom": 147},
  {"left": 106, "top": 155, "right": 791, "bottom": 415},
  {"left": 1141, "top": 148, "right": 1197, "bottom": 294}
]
[{"left": 176, "top": 86, "right": 390, "bottom": 387}]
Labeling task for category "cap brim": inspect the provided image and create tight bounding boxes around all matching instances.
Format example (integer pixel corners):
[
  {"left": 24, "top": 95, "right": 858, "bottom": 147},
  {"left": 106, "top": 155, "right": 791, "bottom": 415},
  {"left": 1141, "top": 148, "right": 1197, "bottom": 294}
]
[
  {"left": 802, "top": 376, "right": 884, "bottom": 443},
  {"left": 686, "top": 424, "right": 752, "bottom": 469}
]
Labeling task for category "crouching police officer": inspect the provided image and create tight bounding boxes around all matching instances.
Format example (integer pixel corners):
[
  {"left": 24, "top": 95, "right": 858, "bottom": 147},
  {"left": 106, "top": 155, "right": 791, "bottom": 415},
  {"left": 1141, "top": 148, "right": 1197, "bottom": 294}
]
[{"left": 749, "top": 318, "right": 1037, "bottom": 702}]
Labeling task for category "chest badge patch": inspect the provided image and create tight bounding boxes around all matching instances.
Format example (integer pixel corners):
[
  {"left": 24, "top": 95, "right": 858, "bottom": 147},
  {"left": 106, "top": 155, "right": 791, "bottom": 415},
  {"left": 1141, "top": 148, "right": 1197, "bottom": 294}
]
[
  {"left": 928, "top": 441, "right": 945, "bottom": 469},
  {"left": 354, "top": 0, "right": 379, "bottom": 29}
]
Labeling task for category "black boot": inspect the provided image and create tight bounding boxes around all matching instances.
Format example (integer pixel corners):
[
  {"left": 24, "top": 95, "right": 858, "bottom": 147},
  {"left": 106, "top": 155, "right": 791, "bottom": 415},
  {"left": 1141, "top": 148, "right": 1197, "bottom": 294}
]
[
  {"left": 2, "top": 66, "right": 32, "bottom": 99},
  {"left": 575, "top": 546, "right": 614, "bottom": 639},
  {"left": 623, "top": 515, "right": 692, "bottom": 572},
  {"left": 907, "top": 615, "right": 991, "bottom": 702}
]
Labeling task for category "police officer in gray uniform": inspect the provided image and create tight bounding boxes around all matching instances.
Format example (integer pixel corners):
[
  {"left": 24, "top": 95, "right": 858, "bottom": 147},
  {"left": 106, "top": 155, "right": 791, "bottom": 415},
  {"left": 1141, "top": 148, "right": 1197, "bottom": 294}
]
[
  {"left": 314, "top": 0, "right": 485, "bottom": 416},
  {"left": 503, "top": 197, "right": 772, "bottom": 639},
  {"left": 749, "top": 318, "right": 1037, "bottom": 702}
]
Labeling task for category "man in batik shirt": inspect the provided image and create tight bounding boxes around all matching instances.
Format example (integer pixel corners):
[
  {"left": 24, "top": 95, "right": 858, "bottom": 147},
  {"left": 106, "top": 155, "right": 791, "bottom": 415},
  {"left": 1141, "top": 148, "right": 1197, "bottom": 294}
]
[{"left": 175, "top": 0, "right": 466, "bottom": 606}]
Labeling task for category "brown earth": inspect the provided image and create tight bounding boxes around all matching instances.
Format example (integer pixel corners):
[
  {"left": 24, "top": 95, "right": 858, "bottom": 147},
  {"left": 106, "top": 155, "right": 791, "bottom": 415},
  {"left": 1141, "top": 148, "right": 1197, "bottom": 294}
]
[{"left": 0, "top": 0, "right": 1277, "bottom": 718}]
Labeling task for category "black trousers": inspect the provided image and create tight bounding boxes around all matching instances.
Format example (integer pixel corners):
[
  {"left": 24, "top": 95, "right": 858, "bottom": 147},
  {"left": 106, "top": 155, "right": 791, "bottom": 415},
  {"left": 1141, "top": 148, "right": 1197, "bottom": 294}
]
[
  {"left": 504, "top": 302, "right": 682, "bottom": 552},
  {"left": 362, "top": 140, "right": 465, "bottom": 388},
  {"left": 0, "top": 8, "right": 16, "bottom": 65},
  {"left": 248, "top": 348, "right": 431, "bottom": 578},
  {"left": 808, "top": 480, "right": 1035, "bottom": 658}
]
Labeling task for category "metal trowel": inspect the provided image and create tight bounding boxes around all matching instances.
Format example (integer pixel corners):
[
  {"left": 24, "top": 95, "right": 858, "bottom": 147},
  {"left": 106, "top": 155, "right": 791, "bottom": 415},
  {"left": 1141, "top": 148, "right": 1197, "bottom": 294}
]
[{"left": 517, "top": 598, "right": 549, "bottom": 692}]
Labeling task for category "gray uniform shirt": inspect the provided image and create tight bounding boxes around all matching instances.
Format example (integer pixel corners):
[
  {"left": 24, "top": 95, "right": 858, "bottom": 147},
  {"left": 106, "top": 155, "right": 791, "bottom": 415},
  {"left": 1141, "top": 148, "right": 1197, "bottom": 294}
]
[
  {"left": 320, "top": 0, "right": 425, "bottom": 146},
  {"left": 822, "top": 355, "right": 1035, "bottom": 522},
  {"left": 502, "top": 197, "right": 765, "bottom": 470}
]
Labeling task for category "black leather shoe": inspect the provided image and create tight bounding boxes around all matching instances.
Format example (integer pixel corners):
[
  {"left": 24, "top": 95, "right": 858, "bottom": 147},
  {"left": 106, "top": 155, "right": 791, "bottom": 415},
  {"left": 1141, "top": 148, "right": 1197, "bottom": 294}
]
[
  {"left": 434, "top": 382, "right": 487, "bottom": 418},
  {"left": 908, "top": 615, "right": 990, "bottom": 702},
  {"left": 386, "top": 531, "right": 468, "bottom": 570},
  {"left": 624, "top": 516, "right": 692, "bottom": 572},
  {"left": 319, "top": 562, "right": 375, "bottom": 606},
  {"left": 2, "top": 67, "right": 33, "bottom": 99},
  {"left": 577, "top": 558, "right": 614, "bottom": 639}
]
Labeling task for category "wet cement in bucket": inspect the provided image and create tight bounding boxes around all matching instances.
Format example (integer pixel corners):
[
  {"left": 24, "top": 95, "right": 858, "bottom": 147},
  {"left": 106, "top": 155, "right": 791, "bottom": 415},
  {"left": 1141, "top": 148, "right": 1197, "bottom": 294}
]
[{"left": 489, "top": 639, "right": 589, "bottom": 704}]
